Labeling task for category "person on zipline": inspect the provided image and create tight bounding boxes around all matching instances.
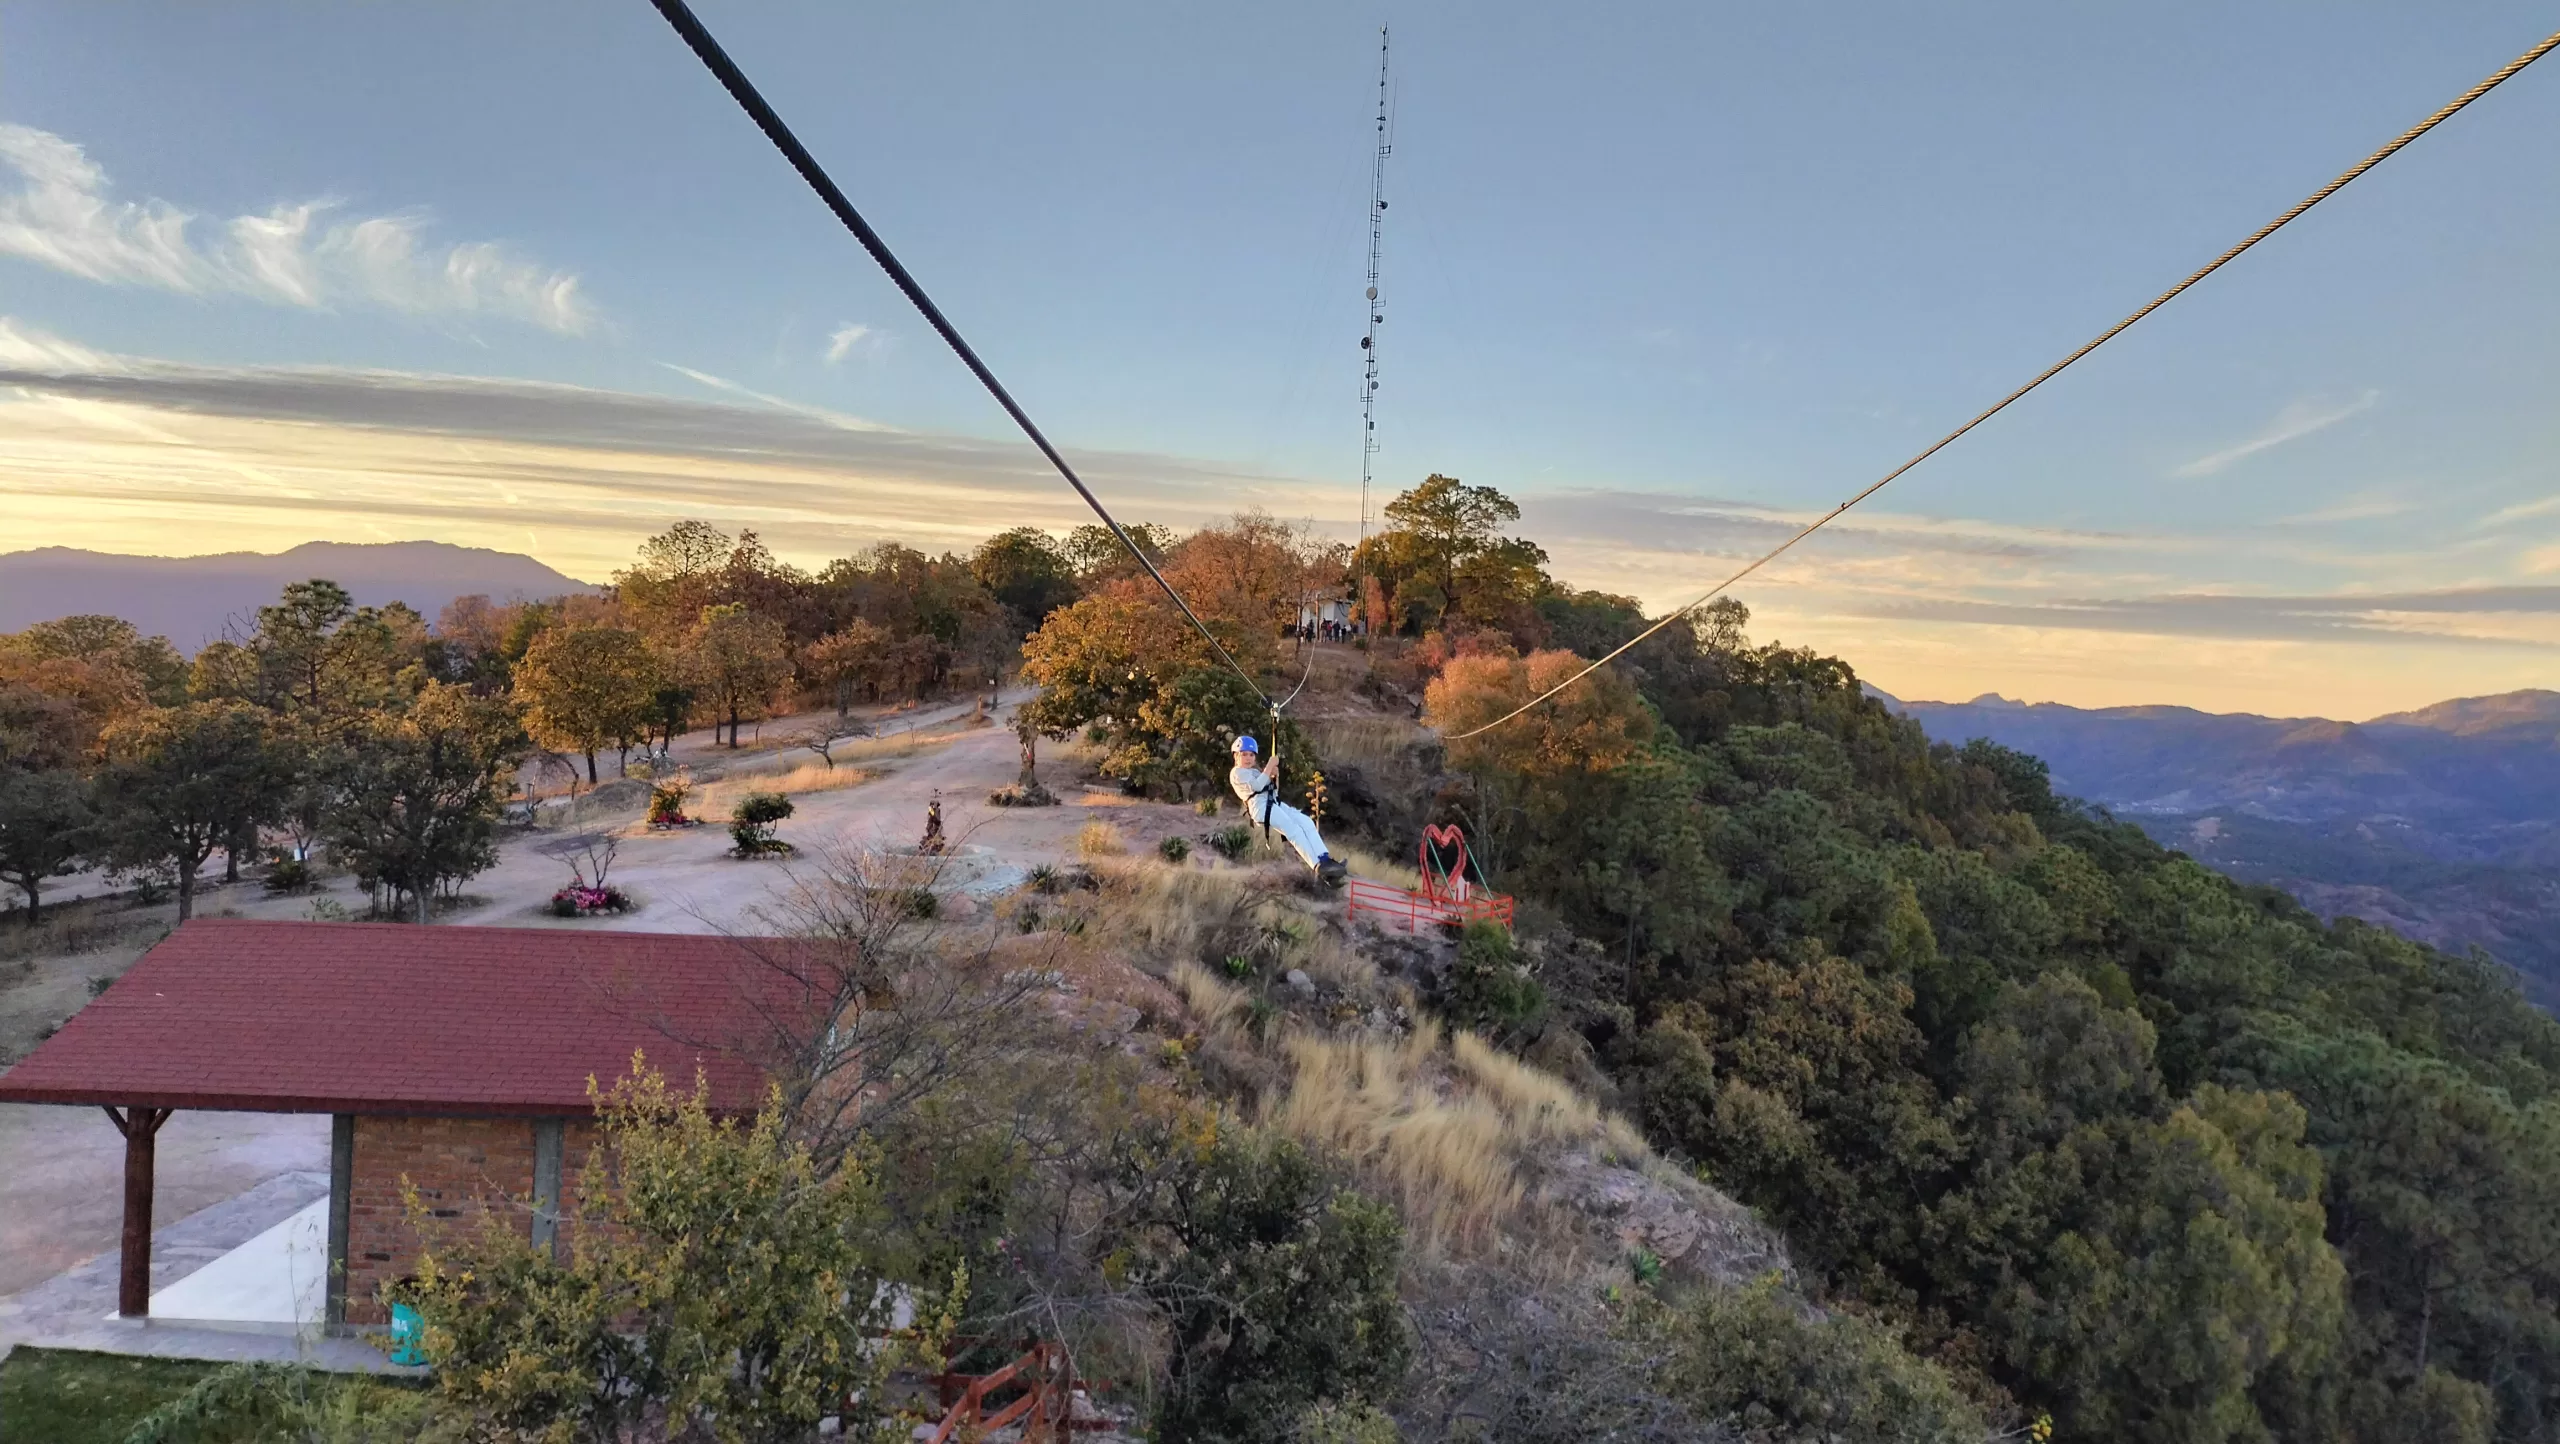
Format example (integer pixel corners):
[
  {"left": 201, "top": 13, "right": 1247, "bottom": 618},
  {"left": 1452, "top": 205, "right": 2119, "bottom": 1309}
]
[{"left": 1229, "top": 735, "right": 1348, "bottom": 885}]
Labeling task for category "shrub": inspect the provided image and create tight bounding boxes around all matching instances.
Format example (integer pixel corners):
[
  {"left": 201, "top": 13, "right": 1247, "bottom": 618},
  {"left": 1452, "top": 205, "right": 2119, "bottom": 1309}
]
[
  {"left": 262, "top": 858, "right": 313, "bottom": 894},
  {"left": 903, "top": 887, "right": 939, "bottom": 920},
  {"left": 1445, "top": 921, "right": 1544, "bottom": 1033},
  {"left": 1027, "top": 863, "right": 1062, "bottom": 894},
  {"left": 729, "top": 792, "right": 795, "bottom": 856},
  {"left": 1660, "top": 1275, "right": 1986, "bottom": 1444},
  {"left": 1077, "top": 820, "right": 1127, "bottom": 858},
  {"left": 1123, "top": 1122, "right": 1410, "bottom": 1443},
  {"left": 1197, "top": 797, "right": 1224, "bottom": 816},
  {"left": 404, "top": 1066, "right": 912, "bottom": 1443},
  {"left": 1159, "top": 835, "right": 1193, "bottom": 864},
  {"left": 646, "top": 779, "right": 696, "bottom": 828},
  {"left": 1209, "top": 825, "right": 1254, "bottom": 860},
  {"left": 548, "top": 884, "right": 633, "bottom": 918}
]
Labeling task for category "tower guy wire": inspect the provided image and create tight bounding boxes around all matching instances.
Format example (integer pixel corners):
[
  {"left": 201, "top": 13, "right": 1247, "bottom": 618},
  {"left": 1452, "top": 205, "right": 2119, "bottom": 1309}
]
[{"left": 1359, "top": 25, "right": 1392, "bottom": 553}]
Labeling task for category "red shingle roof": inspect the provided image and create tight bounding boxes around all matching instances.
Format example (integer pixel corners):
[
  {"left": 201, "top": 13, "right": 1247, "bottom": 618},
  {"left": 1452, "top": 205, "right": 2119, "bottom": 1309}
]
[{"left": 0, "top": 919, "right": 822, "bottom": 1115}]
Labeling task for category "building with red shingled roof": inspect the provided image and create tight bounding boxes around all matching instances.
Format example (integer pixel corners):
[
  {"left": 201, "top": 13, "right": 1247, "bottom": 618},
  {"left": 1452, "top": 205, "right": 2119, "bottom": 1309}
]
[{"left": 0, "top": 918, "right": 823, "bottom": 1328}]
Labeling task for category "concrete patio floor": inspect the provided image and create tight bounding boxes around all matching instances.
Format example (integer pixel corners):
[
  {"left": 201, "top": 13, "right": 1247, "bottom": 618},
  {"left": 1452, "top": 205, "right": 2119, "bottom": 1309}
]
[{"left": 0, "top": 1172, "right": 410, "bottom": 1374}]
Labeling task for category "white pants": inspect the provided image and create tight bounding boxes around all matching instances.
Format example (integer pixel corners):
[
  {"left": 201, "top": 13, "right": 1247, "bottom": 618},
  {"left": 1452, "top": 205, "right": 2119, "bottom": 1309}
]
[{"left": 1251, "top": 797, "right": 1330, "bottom": 868}]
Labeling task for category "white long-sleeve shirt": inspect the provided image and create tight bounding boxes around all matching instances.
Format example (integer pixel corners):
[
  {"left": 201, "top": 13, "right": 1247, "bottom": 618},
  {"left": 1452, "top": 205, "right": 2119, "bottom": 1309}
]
[{"left": 1228, "top": 763, "right": 1277, "bottom": 818}]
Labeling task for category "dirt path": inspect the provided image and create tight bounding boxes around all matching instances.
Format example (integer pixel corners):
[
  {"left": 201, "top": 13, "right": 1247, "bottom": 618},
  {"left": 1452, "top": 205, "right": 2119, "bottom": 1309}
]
[{"left": 460, "top": 700, "right": 1222, "bottom": 933}]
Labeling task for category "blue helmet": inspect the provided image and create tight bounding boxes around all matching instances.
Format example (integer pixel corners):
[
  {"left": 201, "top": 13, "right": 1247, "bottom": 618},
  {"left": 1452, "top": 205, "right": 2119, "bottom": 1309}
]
[{"left": 1232, "top": 735, "right": 1259, "bottom": 755}]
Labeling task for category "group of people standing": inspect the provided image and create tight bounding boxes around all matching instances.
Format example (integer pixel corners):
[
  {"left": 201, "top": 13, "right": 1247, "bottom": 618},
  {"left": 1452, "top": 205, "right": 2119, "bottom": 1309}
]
[{"left": 1285, "top": 615, "right": 1364, "bottom": 648}]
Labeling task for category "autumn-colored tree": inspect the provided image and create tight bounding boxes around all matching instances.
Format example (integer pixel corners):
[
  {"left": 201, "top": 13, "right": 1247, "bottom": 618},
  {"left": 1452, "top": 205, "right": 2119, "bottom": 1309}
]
[
  {"left": 1427, "top": 649, "right": 1654, "bottom": 780},
  {"left": 512, "top": 625, "right": 663, "bottom": 782},
  {"left": 1162, "top": 512, "right": 1324, "bottom": 643},
  {"left": 615, "top": 519, "right": 734, "bottom": 638},
  {"left": 801, "top": 620, "right": 891, "bottom": 714},
  {"left": 1020, "top": 586, "right": 1290, "bottom": 799},
  {"left": 0, "top": 682, "right": 82, "bottom": 774},
  {"left": 682, "top": 605, "right": 791, "bottom": 748},
  {"left": 8, "top": 614, "right": 188, "bottom": 706},
  {"left": 0, "top": 654, "right": 144, "bottom": 764},
  {"left": 1062, "top": 520, "right": 1178, "bottom": 585}
]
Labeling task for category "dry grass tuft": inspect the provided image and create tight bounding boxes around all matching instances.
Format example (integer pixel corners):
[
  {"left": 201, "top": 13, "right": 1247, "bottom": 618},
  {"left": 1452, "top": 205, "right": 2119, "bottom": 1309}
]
[
  {"left": 1076, "top": 820, "right": 1129, "bottom": 858},
  {"left": 1453, "top": 1031, "right": 1650, "bottom": 1158},
  {"left": 1085, "top": 859, "right": 1262, "bottom": 962},
  {"left": 693, "top": 763, "right": 873, "bottom": 819},
  {"left": 1307, "top": 716, "right": 1426, "bottom": 774},
  {"left": 0, "top": 906, "right": 165, "bottom": 964},
  {"left": 1267, "top": 1022, "right": 1526, "bottom": 1253},
  {"left": 1339, "top": 845, "right": 1423, "bottom": 891},
  {"left": 1296, "top": 926, "right": 1379, "bottom": 991},
  {"left": 1171, "top": 960, "right": 1250, "bottom": 1034}
]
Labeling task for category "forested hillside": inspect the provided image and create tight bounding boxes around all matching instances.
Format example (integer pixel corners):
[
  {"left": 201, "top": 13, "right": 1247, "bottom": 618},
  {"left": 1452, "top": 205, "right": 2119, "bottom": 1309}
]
[
  {"left": 1888, "top": 692, "right": 2560, "bottom": 1000},
  {"left": 1012, "top": 470, "right": 2560, "bottom": 1440},
  {"left": 1403, "top": 612, "right": 2560, "bottom": 1442}
]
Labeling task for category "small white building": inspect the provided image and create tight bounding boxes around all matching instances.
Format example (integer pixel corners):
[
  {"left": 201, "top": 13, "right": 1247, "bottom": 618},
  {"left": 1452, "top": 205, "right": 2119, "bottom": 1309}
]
[{"left": 1297, "top": 597, "right": 1353, "bottom": 629}]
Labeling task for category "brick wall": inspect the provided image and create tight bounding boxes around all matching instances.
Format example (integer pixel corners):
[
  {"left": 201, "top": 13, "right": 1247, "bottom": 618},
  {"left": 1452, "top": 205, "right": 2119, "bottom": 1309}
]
[{"left": 342, "top": 1114, "right": 599, "bottom": 1325}]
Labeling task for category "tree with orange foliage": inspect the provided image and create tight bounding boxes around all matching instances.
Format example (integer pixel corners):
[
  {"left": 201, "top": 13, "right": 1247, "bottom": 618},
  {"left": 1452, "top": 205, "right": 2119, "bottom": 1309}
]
[
  {"left": 1428, "top": 649, "right": 1655, "bottom": 780},
  {"left": 1424, "top": 649, "right": 1657, "bottom": 879}
]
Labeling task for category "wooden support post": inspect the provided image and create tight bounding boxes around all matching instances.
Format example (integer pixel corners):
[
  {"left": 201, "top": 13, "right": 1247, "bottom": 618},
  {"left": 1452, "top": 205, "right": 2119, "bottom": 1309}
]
[{"left": 104, "top": 1105, "right": 171, "bottom": 1319}]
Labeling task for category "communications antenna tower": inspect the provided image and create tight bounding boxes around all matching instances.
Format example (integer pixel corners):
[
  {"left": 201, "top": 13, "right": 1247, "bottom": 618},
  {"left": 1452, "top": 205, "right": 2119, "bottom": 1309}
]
[{"left": 1358, "top": 25, "right": 1390, "bottom": 549}]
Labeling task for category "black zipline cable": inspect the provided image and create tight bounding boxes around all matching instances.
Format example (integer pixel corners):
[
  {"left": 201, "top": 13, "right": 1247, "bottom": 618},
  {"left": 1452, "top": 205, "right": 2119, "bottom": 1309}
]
[{"left": 647, "top": 0, "right": 1271, "bottom": 709}]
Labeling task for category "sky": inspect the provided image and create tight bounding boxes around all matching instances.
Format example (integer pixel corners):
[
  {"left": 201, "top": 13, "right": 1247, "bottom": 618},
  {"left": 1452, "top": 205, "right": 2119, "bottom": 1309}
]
[{"left": 0, "top": 1, "right": 2555, "bottom": 719}]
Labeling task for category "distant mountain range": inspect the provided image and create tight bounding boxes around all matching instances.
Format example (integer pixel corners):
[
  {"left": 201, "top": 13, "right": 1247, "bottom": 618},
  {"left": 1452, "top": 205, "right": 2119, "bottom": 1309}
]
[
  {"left": 0, "top": 542, "right": 594, "bottom": 650},
  {"left": 1884, "top": 688, "right": 2560, "bottom": 1005}
]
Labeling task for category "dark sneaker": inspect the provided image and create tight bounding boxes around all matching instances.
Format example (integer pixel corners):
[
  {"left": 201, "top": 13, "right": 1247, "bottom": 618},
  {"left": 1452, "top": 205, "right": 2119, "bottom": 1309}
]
[{"left": 1317, "top": 855, "right": 1348, "bottom": 886}]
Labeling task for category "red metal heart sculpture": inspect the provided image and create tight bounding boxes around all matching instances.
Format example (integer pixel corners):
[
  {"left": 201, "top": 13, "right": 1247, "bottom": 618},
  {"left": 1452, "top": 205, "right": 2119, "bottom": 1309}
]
[{"left": 1418, "top": 823, "right": 1471, "bottom": 903}]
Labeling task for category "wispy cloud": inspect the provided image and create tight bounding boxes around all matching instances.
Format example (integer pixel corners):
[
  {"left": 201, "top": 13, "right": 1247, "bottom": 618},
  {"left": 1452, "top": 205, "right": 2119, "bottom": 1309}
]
[
  {"left": 822, "top": 322, "right": 872, "bottom": 364},
  {"left": 2172, "top": 389, "right": 2379, "bottom": 479},
  {"left": 0, "top": 124, "right": 592, "bottom": 334},
  {"left": 2481, "top": 493, "right": 2560, "bottom": 528},
  {"left": 2280, "top": 493, "right": 2412, "bottom": 525},
  {"left": 0, "top": 316, "right": 119, "bottom": 373},
  {"left": 658, "top": 362, "right": 891, "bottom": 434},
  {"left": 0, "top": 339, "right": 1331, "bottom": 578}
]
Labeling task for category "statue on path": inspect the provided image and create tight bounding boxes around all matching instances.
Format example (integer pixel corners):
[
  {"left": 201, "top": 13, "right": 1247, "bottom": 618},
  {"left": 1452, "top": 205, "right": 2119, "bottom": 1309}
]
[{"left": 919, "top": 791, "right": 947, "bottom": 856}]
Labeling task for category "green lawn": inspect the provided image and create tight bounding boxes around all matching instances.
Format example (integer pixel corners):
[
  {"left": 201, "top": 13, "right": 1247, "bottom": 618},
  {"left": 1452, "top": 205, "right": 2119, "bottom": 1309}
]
[
  {"left": 0, "top": 1347, "right": 428, "bottom": 1444},
  {"left": 0, "top": 1348, "right": 222, "bottom": 1444}
]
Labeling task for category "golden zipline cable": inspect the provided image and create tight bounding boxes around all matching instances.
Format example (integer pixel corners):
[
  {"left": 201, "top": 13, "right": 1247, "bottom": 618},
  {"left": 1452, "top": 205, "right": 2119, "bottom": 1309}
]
[{"left": 1447, "top": 24, "right": 2560, "bottom": 742}]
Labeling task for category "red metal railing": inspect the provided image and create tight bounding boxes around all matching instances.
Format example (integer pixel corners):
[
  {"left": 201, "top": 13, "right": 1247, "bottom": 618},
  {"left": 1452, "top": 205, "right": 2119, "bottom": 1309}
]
[
  {"left": 927, "top": 1340, "right": 1101, "bottom": 1442},
  {"left": 1346, "top": 876, "right": 1514, "bottom": 933}
]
